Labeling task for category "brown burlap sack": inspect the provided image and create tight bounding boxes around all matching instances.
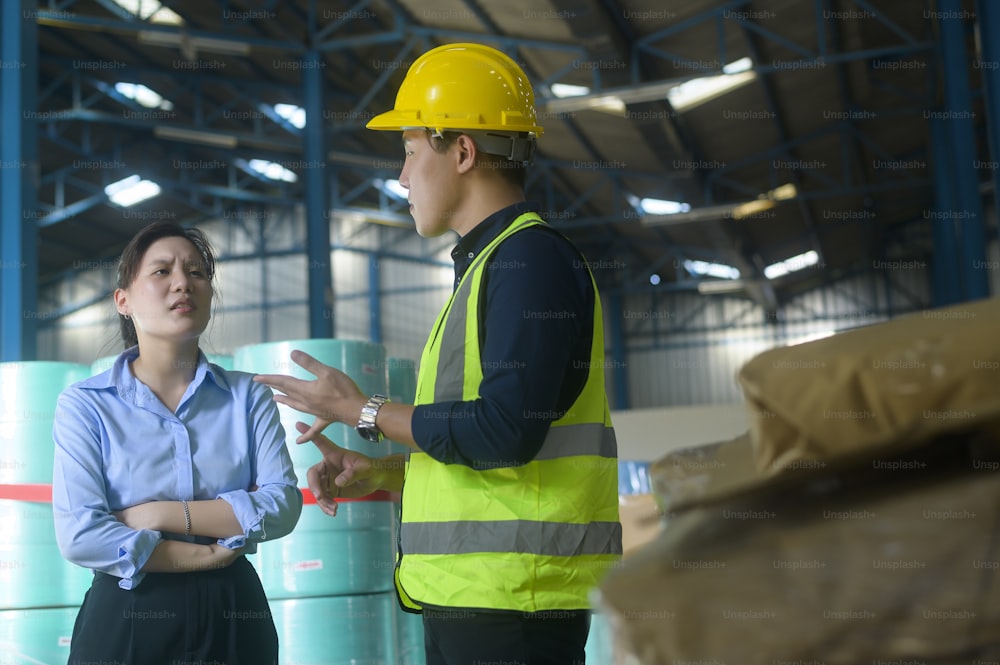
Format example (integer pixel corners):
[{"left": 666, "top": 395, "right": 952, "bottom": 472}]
[
  {"left": 597, "top": 437, "right": 1000, "bottom": 664},
  {"left": 736, "top": 298, "right": 1000, "bottom": 473}
]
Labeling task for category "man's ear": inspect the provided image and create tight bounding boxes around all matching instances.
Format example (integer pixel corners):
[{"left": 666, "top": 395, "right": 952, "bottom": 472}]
[{"left": 453, "top": 134, "right": 478, "bottom": 174}]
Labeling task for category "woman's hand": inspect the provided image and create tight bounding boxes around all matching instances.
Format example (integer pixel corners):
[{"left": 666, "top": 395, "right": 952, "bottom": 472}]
[{"left": 205, "top": 543, "right": 245, "bottom": 570}]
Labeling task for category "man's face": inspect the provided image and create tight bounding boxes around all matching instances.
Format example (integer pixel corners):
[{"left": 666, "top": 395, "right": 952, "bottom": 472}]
[{"left": 398, "top": 129, "right": 462, "bottom": 237}]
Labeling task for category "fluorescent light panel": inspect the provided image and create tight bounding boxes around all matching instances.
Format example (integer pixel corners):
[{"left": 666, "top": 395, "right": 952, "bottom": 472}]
[
  {"left": 544, "top": 57, "right": 756, "bottom": 116},
  {"left": 550, "top": 83, "right": 590, "bottom": 98},
  {"left": 764, "top": 250, "right": 819, "bottom": 279},
  {"left": 154, "top": 126, "right": 237, "bottom": 148},
  {"left": 697, "top": 280, "right": 747, "bottom": 294},
  {"left": 105, "top": 174, "right": 161, "bottom": 207},
  {"left": 274, "top": 104, "right": 306, "bottom": 129},
  {"left": 109, "top": 0, "right": 183, "bottom": 24},
  {"left": 667, "top": 57, "right": 755, "bottom": 112},
  {"left": 137, "top": 31, "right": 250, "bottom": 56},
  {"left": 248, "top": 159, "right": 297, "bottom": 183},
  {"left": 378, "top": 178, "right": 408, "bottom": 200},
  {"left": 684, "top": 259, "right": 740, "bottom": 280},
  {"left": 640, "top": 198, "right": 690, "bottom": 215},
  {"left": 115, "top": 82, "right": 173, "bottom": 110}
]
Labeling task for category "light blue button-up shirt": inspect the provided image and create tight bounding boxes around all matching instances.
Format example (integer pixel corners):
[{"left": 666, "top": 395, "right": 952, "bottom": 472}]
[{"left": 53, "top": 347, "right": 302, "bottom": 589}]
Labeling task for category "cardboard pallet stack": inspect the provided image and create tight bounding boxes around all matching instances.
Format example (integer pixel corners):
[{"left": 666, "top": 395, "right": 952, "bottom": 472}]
[{"left": 595, "top": 298, "right": 1000, "bottom": 664}]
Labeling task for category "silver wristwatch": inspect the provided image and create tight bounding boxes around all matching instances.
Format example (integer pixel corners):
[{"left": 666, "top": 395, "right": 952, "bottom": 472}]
[{"left": 356, "top": 394, "right": 390, "bottom": 442}]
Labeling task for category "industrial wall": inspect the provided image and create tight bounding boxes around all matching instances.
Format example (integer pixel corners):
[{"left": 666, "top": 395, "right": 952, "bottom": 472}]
[
  {"left": 37, "top": 206, "right": 939, "bottom": 413},
  {"left": 36, "top": 208, "right": 455, "bottom": 368}
]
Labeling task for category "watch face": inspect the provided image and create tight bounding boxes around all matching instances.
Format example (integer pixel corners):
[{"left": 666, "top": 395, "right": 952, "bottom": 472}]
[{"left": 357, "top": 426, "right": 382, "bottom": 443}]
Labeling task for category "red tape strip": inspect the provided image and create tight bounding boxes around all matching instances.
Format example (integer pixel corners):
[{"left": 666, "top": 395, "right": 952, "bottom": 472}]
[
  {"left": 0, "top": 484, "right": 393, "bottom": 505},
  {"left": 0, "top": 484, "right": 53, "bottom": 503},
  {"left": 301, "top": 489, "right": 394, "bottom": 504}
]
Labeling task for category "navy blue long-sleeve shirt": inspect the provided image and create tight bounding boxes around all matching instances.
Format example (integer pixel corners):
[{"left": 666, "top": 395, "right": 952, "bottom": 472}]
[{"left": 410, "top": 201, "right": 596, "bottom": 469}]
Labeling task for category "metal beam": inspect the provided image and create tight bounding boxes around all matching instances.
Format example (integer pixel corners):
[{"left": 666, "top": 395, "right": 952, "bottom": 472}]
[
  {"left": 35, "top": 10, "right": 305, "bottom": 52},
  {"left": 938, "top": 0, "right": 988, "bottom": 301},
  {"left": 1, "top": 0, "right": 39, "bottom": 360},
  {"left": 302, "top": 48, "right": 334, "bottom": 338},
  {"left": 976, "top": 0, "right": 1000, "bottom": 288}
]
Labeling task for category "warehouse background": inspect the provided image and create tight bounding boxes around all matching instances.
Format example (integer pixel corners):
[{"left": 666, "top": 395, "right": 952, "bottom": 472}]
[
  {"left": 1, "top": 0, "right": 998, "bottom": 663},
  {"left": 1, "top": 0, "right": 995, "bottom": 412}
]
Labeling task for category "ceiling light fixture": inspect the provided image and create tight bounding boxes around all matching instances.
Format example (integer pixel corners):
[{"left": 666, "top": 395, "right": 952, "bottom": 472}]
[
  {"left": 543, "top": 57, "right": 756, "bottom": 115},
  {"left": 105, "top": 174, "right": 161, "bottom": 207},
  {"left": 641, "top": 183, "right": 798, "bottom": 227},
  {"left": 154, "top": 126, "right": 238, "bottom": 148},
  {"left": 763, "top": 250, "right": 820, "bottom": 279},
  {"left": 137, "top": 30, "right": 250, "bottom": 58}
]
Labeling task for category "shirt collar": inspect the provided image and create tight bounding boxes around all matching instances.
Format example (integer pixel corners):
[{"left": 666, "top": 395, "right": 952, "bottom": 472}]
[
  {"left": 450, "top": 201, "right": 538, "bottom": 281},
  {"left": 79, "top": 346, "right": 231, "bottom": 399}
]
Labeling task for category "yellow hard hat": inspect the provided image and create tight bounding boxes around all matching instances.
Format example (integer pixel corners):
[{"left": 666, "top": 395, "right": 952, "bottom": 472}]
[{"left": 366, "top": 43, "right": 544, "bottom": 138}]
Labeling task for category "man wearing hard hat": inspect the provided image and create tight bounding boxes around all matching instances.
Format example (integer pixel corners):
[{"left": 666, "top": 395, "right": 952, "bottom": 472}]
[{"left": 256, "top": 42, "right": 621, "bottom": 664}]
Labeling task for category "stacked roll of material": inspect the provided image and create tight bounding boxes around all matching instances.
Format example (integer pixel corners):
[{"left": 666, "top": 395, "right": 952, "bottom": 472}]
[
  {"left": 206, "top": 353, "right": 233, "bottom": 370},
  {"left": 91, "top": 350, "right": 234, "bottom": 375},
  {"left": 235, "top": 340, "right": 398, "bottom": 662},
  {"left": 89, "top": 353, "right": 118, "bottom": 376},
  {"left": 269, "top": 592, "right": 398, "bottom": 665},
  {"left": 385, "top": 357, "right": 417, "bottom": 458},
  {"left": 0, "top": 607, "right": 78, "bottom": 664},
  {"left": 234, "top": 339, "right": 391, "bottom": 461},
  {"left": 0, "top": 362, "right": 92, "bottom": 610},
  {"left": 384, "top": 357, "right": 425, "bottom": 663}
]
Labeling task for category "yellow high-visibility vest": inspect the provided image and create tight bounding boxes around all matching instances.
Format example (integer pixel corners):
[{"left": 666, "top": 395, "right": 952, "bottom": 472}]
[{"left": 395, "top": 212, "right": 621, "bottom": 612}]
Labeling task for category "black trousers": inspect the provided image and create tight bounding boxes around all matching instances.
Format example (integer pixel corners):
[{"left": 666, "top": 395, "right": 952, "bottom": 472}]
[
  {"left": 69, "top": 555, "right": 278, "bottom": 665},
  {"left": 422, "top": 607, "right": 591, "bottom": 665}
]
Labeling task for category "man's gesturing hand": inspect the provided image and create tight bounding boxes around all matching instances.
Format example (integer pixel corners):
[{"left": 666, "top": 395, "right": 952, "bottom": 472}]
[
  {"left": 253, "top": 350, "right": 367, "bottom": 444},
  {"left": 294, "top": 422, "right": 383, "bottom": 517}
]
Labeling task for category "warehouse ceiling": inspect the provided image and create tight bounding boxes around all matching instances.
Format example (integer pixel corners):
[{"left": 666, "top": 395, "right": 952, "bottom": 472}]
[{"left": 29, "top": 0, "right": 986, "bottom": 312}]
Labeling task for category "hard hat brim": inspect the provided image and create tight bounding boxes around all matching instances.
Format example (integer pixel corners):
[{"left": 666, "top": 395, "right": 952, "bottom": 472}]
[
  {"left": 366, "top": 109, "right": 543, "bottom": 137},
  {"left": 365, "top": 109, "right": 418, "bottom": 132}
]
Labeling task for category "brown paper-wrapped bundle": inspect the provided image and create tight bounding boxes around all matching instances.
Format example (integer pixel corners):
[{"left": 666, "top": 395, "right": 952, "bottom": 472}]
[
  {"left": 598, "top": 434, "right": 1000, "bottom": 664},
  {"left": 736, "top": 297, "right": 1000, "bottom": 473}
]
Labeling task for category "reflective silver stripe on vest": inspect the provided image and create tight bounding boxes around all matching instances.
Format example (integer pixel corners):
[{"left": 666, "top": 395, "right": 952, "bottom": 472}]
[
  {"left": 535, "top": 423, "right": 617, "bottom": 460},
  {"left": 434, "top": 251, "right": 477, "bottom": 402},
  {"left": 434, "top": 219, "right": 544, "bottom": 402},
  {"left": 402, "top": 520, "right": 623, "bottom": 556}
]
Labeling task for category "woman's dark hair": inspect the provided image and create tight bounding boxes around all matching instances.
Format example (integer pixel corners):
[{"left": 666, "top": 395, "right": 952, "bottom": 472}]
[{"left": 116, "top": 221, "right": 216, "bottom": 348}]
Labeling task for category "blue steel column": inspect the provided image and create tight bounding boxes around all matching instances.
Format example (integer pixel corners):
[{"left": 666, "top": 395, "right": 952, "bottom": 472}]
[
  {"left": 303, "top": 49, "right": 333, "bottom": 337},
  {"left": 1, "top": 0, "right": 38, "bottom": 360},
  {"left": 976, "top": 0, "right": 1000, "bottom": 280},
  {"left": 607, "top": 291, "right": 629, "bottom": 410},
  {"left": 939, "top": 0, "right": 989, "bottom": 300},
  {"left": 930, "top": 117, "right": 962, "bottom": 306}
]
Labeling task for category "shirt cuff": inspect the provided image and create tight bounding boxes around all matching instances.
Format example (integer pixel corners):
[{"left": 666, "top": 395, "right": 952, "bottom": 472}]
[
  {"left": 114, "top": 528, "right": 161, "bottom": 590},
  {"left": 216, "top": 489, "right": 262, "bottom": 548}
]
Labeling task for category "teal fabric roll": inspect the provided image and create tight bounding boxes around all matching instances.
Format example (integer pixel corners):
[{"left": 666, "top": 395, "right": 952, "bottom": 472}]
[
  {"left": 234, "top": 339, "right": 390, "bottom": 470},
  {"left": 268, "top": 592, "right": 398, "bottom": 665},
  {"left": 0, "top": 606, "right": 78, "bottom": 663},
  {"left": 89, "top": 354, "right": 118, "bottom": 376},
  {"left": 253, "top": 502, "right": 395, "bottom": 599},
  {"left": 385, "top": 357, "right": 417, "bottom": 457},
  {"left": 396, "top": 605, "right": 426, "bottom": 665},
  {"left": 0, "top": 361, "right": 91, "bottom": 609},
  {"left": 206, "top": 353, "right": 233, "bottom": 370},
  {"left": 0, "top": 362, "right": 90, "bottom": 484}
]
